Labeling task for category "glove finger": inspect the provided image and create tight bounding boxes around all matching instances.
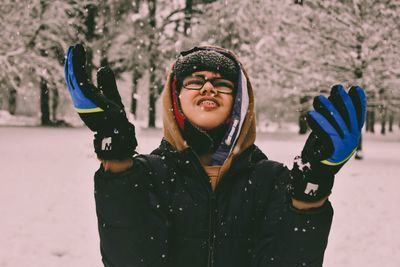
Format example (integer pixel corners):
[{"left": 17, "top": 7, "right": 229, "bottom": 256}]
[
  {"left": 97, "top": 66, "right": 124, "bottom": 109},
  {"left": 65, "top": 45, "right": 102, "bottom": 113},
  {"left": 307, "top": 111, "right": 342, "bottom": 140},
  {"left": 65, "top": 46, "right": 77, "bottom": 92},
  {"left": 64, "top": 47, "right": 73, "bottom": 92},
  {"left": 71, "top": 44, "right": 89, "bottom": 86},
  {"left": 348, "top": 86, "right": 366, "bottom": 130},
  {"left": 302, "top": 132, "right": 332, "bottom": 162},
  {"left": 328, "top": 84, "right": 358, "bottom": 133},
  {"left": 307, "top": 111, "right": 342, "bottom": 158},
  {"left": 313, "top": 95, "right": 349, "bottom": 138},
  {"left": 302, "top": 111, "right": 337, "bottom": 160}
]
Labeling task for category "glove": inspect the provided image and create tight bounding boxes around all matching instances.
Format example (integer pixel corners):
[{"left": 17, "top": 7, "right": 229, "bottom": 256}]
[
  {"left": 291, "top": 84, "right": 366, "bottom": 202},
  {"left": 64, "top": 44, "right": 137, "bottom": 160}
]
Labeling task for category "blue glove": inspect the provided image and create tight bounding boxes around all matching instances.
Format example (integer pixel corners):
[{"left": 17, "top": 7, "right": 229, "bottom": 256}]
[
  {"left": 291, "top": 84, "right": 366, "bottom": 202},
  {"left": 64, "top": 44, "right": 137, "bottom": 160}
]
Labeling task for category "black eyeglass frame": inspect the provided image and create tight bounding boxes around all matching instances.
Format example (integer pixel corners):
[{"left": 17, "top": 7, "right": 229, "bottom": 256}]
[{"left": 182, "top": 76, "right": 235, "bottom": 94}]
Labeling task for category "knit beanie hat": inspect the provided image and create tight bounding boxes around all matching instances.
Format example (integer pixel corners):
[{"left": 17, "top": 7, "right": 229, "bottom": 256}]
[{"left": 173, "top": 47, "right": 240, "bottom": 91}]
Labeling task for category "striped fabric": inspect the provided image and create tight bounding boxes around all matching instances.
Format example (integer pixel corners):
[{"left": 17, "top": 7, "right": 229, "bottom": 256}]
[{"left": 210, "top": 69, "right": 249, "bottom": 166}]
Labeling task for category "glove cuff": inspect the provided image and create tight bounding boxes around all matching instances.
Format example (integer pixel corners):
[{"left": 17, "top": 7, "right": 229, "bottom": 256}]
[
  {"left": 94, "top": 122, "right": 138, "bottom": 160},
  {"left": 290, "top": 156, "right": 334, "bottom": 202}
]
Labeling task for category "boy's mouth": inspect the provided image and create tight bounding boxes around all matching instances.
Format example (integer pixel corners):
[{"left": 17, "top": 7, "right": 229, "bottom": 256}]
[
  {"left": 197, "top": 96, "right": 220, "bottom": 108},
  {"left": 199, "top": 100, "right": 218, "bottom": 109}
]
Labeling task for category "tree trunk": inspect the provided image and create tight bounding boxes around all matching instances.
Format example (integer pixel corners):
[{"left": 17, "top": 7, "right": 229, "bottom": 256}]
[
  {"left": 51, "top": 87, "right": 59, "bottom": 122},
  {"left": 131, "top": 68, "right": 141, "bottom": 117},
  {"left": 148, "top": 76, "right": 156, "bottom": 128},
  {"left": 380, "top": 106, "right": 387, "bottom": 135},
  {"left": 85, "top": 4, "right": 97, "bottom": 41},
  {"left": 100, "top": 1, "right": 110, "bottom": 68},
  {"left": 184, "top": 0, "right": 193, "bottom": 36},
  {"left": 8, "top": 88, "right": 17, "bottom": 115},
  {"left": 366, "top": 109, "right": 375, "bottom": 133},
  {"left": 133, "top": 0, "right": 141, "bottom": 12},
  {"left": 147, "top": 0, "right": 157, "bottom": 128},
  {"left": 389, "top": 112, "right": 393, "bottom": 132},
  {"left": 298, "top": 114, "right": 308, "bottom": 134},
  {"left": 298, "top": 95, "right": 310, "bottom": 134},
  {"left": 84, "top": 4, "right": 98, "bottom": 82},
  {"left": 40, "top": 77, "right": 51, "bottom": 125}
]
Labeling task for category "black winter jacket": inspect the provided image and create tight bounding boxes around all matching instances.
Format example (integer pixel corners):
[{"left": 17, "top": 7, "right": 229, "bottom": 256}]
[{"left": 95, "top": 140, "right": 333, "bottom": 267}]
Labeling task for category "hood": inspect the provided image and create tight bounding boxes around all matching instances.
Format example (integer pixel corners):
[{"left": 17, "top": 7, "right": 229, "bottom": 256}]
[{"left": 162, "top": 46, "right": 256, "bottom": 178}]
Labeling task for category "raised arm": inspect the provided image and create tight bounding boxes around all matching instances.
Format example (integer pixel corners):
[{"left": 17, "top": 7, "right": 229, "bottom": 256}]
[
  {"left": 64, "top": 44, "right": 168, "bottom": 266},
  {"left": 64, "top": 44, "right": 137, "bottom": 164},
  {"left": 290, "top": 85, "right": 366, "bottom": 204},
  {"left": 252, "top": 85, "right": 366, "bottom": 266},
  {"left": 251, "top": 161, "right": 333, "bottom": 266}
]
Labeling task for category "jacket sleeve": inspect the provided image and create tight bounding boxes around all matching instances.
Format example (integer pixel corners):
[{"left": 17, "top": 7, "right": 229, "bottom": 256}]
[
  {"left": 251, "top": 160, "right": 333, "bottom": 267},
  {"left": 94, "top": 156, "right": 169, "bottom": 267}
]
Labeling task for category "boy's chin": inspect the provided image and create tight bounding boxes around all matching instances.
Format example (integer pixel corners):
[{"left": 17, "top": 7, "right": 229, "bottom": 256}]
[
  {"left": 186, "top": 112, "right": 230, "bottom": 130},
  {"left": 192, "top": 120, "right": 225, "bottom": 130}
]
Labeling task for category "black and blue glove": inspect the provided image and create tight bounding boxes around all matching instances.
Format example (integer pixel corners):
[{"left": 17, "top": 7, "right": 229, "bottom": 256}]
[
  {"left": 291, "top": 84, "right": 366, "bottom": 202},
  {"left": 64, "top": 44, "right": 137, "bottom": 160}
]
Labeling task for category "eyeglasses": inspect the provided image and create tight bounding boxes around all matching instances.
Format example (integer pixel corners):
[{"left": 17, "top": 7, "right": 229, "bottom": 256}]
[{"left": 182, "top": 76, "right": 235, "bottom": 94}]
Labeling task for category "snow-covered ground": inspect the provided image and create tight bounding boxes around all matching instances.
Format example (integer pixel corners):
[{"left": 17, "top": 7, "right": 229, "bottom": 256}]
[{"left": 0, "top": 126, "right": 399, "bottom": 267}]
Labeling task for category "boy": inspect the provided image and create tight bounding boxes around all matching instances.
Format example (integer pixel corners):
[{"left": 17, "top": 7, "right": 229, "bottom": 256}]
[{"left": 65, "top": 44, "right": 366, "bottom": 266}]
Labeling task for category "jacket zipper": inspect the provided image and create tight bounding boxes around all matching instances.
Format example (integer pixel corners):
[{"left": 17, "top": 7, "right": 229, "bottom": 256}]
[
  {"left": 208, "top": 192, "right": 216, "bottom": 267},
  {"left": 185, "top": 151, "right": 216, "bottom": 267}
]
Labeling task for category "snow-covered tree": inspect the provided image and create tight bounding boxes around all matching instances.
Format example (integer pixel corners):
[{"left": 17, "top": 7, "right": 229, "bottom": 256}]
[
  {"left": 0, "top": 0, "right": 80, "bottom": 123},
  {"left": 110, "top": 0, "right": 219, "bottom": 127},
  {"left": 2, "top": 0, "right": 398, "bottom": 130},
  {"left": 191, "top": 0, "right": 303, "bottom": 126},
  {"left": 1, "top": 0, "right": 134, "bottom": 124},
  {"left": 193, "top": 0, "right": 400, "bottom": 130},
  {"left": 286, "top": 0, "right": 400, "bottom": 132}
]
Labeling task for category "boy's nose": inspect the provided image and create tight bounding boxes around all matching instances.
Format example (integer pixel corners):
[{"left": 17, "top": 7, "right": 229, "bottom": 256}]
[{"left": 199, "top": 81, "right": 218, "bottom": 96}]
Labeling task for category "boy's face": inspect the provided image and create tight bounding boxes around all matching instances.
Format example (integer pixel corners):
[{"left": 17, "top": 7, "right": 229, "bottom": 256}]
[{"left": 179, "top": 71, "right": 234, "bottom": 130}]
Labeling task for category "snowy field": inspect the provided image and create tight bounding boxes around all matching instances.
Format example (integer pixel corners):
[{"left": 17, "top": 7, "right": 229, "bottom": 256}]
[{"left": 1, "top": 126, "right": 399, "bottom": 267}]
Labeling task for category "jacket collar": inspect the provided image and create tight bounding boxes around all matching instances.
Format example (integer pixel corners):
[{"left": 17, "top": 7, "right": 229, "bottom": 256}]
[{"left": 152, "top": 139, "right": 267, "bottom": 175}]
